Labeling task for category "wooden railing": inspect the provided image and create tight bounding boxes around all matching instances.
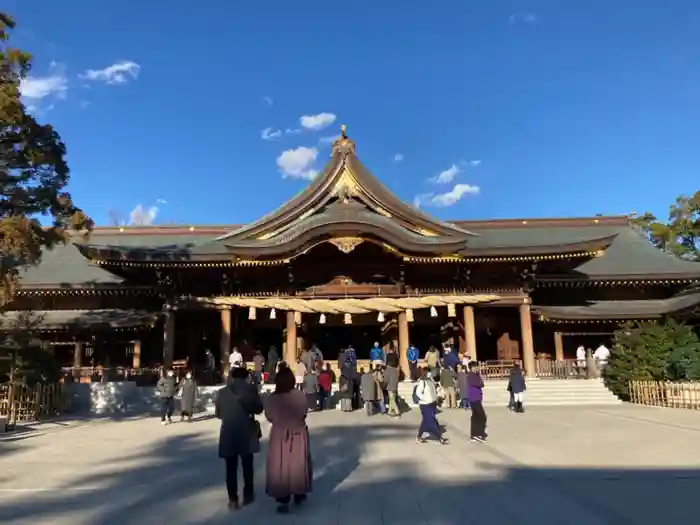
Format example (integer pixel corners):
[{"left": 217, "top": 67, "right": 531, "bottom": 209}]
[
  {"left": 0, "top": 382, "right": 64, "bottom": 424},
  {"left": 61, "top": 366, "right": 162, "bottom": 385},
  {"left": 479, "top": 361, "right": 518, "bottom": 379},
  {"left": 534, "top": 359, "right": 582, "bottom": 379},
  {"left": 60, "top": 358, "right": 586, "bottom": 384},
  {"left": 629, "top": 380, "right": 700, "bottom": 410}
]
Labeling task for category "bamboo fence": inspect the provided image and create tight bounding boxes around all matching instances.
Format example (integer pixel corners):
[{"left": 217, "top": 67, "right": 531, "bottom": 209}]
[
  {"left": 0, "top": 382, "right": 64, "bottom": 424},
  {"left": 629, "top": 380, "right": 700, "bottom": 410}
]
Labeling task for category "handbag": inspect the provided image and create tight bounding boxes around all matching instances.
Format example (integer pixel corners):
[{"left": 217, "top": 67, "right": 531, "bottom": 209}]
[{"left": 232, "top": 390, "right": 262, "bottom": 439}]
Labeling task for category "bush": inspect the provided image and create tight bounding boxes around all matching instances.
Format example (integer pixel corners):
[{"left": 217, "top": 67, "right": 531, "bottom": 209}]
[
  {"left": 606, "top": 319, "right": 700, "bottom": 400},
  {"left": 0, "top": 312, "right": 61, "bottom": 386}
]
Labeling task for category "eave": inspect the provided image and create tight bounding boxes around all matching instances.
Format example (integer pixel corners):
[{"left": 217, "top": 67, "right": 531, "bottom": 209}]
[
  {"left": 75, "top": 231, "right": 617, "bottom": 268},
  {"left": 16, "top": 285, "right": 158, "bottom": 297},
  {"left": 533, "top": 291, "right": 700, "bottom": 321},
  {"left": 537, "top": 275, "right": 700, "bottom": 287},
  {"left": 0, "top": 309, "right": 161, "bottom": 333}
]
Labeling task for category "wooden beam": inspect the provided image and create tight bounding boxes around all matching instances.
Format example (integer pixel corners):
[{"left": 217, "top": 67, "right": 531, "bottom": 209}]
[
  {"left": 554, "top": 331, "right": 564, "bottom": 361},
  {"left": 463, "top": 305, "right": 478, "bottom": 361},
  {"left": 519, "top": 303, "right": 536, "bottom": 376},
  {"left": 285, "top": 311, "right": 297, "bottom": 365},
  {"left": 398, "top": 311, "right": 410, "bottom": 379}
]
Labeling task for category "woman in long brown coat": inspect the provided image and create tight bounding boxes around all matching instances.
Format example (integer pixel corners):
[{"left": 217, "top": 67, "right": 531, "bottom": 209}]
[{"left": 265, "top": 367, "right": 312, "bottom": 514}]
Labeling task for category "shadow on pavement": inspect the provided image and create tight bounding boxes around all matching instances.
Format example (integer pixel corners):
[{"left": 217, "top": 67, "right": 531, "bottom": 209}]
[{"left": 0, "top": 413, "right": 698, "bottom": 525}]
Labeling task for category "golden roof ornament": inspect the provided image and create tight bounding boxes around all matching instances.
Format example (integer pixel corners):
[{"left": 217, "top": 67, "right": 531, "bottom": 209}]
[{"left": 331, "top": 124, "right": 356, "bottom": 157}]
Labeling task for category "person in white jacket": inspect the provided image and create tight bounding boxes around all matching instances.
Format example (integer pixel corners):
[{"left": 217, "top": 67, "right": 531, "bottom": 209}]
[{"left": 413, "top": 368, "right": 447, "bottom": 444}]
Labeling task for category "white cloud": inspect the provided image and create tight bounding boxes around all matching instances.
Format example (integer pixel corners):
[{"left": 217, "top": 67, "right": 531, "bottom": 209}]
[
  {"left": 263, "top": 96, "right": 273, "bottom": 107},
  {"left": 510, "top": 13, "right": 538, "bottom": 24},
  {"left": 262, "top": 127, "right": 283, "bottom": 140},
  {"left": 129, "top": 204, "right": 159, "bottom": 225},
  {"left": 277, "top": 146, "right": 318, "bottom": 180},
  {"left": 78, "top": 100, "right": 91, "bottom": 109},
  {"left": 262, "top": 128, "right": 302, "bottom": 140},
  {"left": 431, "top": 164, "right": 460, "bottom": 184},
  {"left": 19, "top": 62, "right": 68, "bottom": 101},
  {"left": 156, "top": 198, "right": 168, "bottom": 204},
  {"left": 318, "top": 135, "right": 339, "bottom": 146},
  {"left": 300, "top": 112, "right": 337, "bottom": 131},
  {"left": 80, "top": 60, "right": 141, "bottom": 85},
  {"left": 414, "top": 184, "right": 480, "bottom": 208},
  {"left": 468, "top": 159, "right": 481, "bottom": 166},
  {"left": 393, "top": 153, "right": 405, "bottom": 162}
]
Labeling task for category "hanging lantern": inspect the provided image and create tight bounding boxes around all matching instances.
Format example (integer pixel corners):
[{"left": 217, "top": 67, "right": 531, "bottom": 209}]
[
  {"left": 344, "top": 313, "right": 352, "bottom": 324},
  {"left": 294, "top": 311, "right": 302, "bottom": 324},
  {"left": 248, "top": 306, "right": 256, "bottom": 320},
  {"left": 406, "top": 309, "right": 414, "bottom": 323},
  {"left": 319, "top": 313, "right": 326, "bottom": 324},
  {"left": 447, "top": 303, "right": 456, "bottom": 317},
  {"left": 270, "top": 308, "right": 276, "bottom": 320},
  {"left": 377, "top": 311, "right": 385, "bottom": 323},
  {"left": 430, "top": 306, "right": 438, "bottom": 317}
]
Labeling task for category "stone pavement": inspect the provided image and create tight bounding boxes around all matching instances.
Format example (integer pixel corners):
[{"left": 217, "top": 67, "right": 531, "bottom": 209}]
[{"left": 1, "top": 405, "right": 700, "bottom": 524}]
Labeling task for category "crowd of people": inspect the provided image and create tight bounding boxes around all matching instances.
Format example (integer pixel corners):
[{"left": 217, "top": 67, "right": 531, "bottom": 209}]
[{"left": 154, "top": 341, "right": 535, "bottom": 513}]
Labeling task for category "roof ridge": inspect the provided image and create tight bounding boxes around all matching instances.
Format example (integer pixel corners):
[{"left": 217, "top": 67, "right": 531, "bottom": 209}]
[{"left": 81, "top": 215, "right": 634, "bottom": 234}]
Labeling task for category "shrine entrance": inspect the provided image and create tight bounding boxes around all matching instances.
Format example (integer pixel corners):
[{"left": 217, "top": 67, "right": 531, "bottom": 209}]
[{"left": 303, "top": 323, "right": 383, "bottom": 360}]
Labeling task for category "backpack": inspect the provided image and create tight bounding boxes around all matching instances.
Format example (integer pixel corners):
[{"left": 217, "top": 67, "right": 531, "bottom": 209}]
[{"left": 412, "top": 383, "right": 421, "bottom": 404}]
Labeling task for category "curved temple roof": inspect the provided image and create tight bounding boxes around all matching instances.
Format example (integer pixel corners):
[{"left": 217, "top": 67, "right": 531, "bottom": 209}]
[
  {"left": 74, "top": 127, "right": 619, "bottom": 264},
  {"left": 534, "top": 290, "right": 700, "bottom": 320}
]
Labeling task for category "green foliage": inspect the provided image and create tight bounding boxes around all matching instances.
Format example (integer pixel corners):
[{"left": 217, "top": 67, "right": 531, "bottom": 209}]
[
  {"left": 606, "top": 319, "right": 700, "bottom": 399},
  {"left": 633, "top": 191, "right": 700, "bottom": 261},
  {"left": 0, "top": 312, "right": 60, "bottom": 386},
  {"left": 666, "top": 345, "right": 700, "bottom": 381},
  {"left": 0, "top": 12, "right": 92, "bottom": 306}
]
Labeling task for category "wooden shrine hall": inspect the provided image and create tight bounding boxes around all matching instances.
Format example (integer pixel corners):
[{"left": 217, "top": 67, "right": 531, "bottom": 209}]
[{"left": 7, "top": 126, "right": 700, "bottom": 380}]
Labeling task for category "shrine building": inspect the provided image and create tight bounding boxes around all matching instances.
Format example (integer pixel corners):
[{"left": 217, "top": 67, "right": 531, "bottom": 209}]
[{"left": 5, "top": 127, "right": 700, "bottom": 380}]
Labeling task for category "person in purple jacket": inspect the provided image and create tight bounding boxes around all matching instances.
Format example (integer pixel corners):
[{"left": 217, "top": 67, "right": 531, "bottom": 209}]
[{"left": 466, "top": 361, "right": 487, "bottom": 442}]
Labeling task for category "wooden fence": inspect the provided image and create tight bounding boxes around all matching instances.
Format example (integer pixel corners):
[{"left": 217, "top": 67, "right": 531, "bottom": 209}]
[
  {"left": 629, "top": 380, "right": 700, "bottom": 410},
  {"left": 61, "top": 366, "right": 162, "bottom": 385},
  {"left": 0, "top": 382, "right": 64, "bottom": 424},
  {"left": 58, "top": 357, "right": 585, "bottom": 384}
]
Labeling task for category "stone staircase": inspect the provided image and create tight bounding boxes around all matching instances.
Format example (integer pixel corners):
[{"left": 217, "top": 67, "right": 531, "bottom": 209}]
[
  {"left": 397, "top": 378, "right": 623, "bottom": 407},
  {"left": 66, "top": 378, "right": 621, "bottom": 416}
]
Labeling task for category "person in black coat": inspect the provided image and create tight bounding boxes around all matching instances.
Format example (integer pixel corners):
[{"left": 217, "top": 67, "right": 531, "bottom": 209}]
[
  {"left": 179, "top": 372, "right": 198, "bottom": 422},
  {"left": 338, "top": 366, "right": 354, "bottom": 412},
  {"left": 507, "top": 363, "right": 526, "bottom": 413},
  {"left": 156, "top": 369, "right": 178, "bottom": 425},
  {"left": 215, "top": 366, "right": 264, "bottom": 510}
]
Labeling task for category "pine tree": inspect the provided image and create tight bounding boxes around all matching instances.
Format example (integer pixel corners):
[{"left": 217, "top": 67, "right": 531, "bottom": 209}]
[
  {"left": 606, "top": 319, "right": 700, "bottom": 399},
  {"left": 1, "top": 13, "right": 92, "bottom": 306},
  {"left": 633, "top": 191, "right": 700, "bottom": 261}
]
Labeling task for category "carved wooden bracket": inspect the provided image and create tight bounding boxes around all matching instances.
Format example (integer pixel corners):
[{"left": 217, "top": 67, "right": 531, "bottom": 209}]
[{"left": 328, "top": 237, "right": 364, "bottom": 254}]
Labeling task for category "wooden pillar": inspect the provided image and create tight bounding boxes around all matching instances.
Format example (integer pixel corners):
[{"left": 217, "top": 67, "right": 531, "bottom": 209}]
[
  {"left": 463, "top": 306, "right": 477, "bottom": 361},
  {"left": 220, "top": 308, "right": 232, "bottom": 376},
  {"left": 163, "top": 307, "right": 175, "bottom": 369},
  {"left": 398, "top": 311, "right": 410, "bottom": 379},
  {"left": 519, "top": 303, "right": 536, "bottom": 376},
  {"left": 132, "top": 340, "right": 142, "bottom": 368},
  {"left": 285, "top": 311, "right": 297, "bottom": 365},
  {"left": 381, "top": 317, "right": 398, "bottom": 352},
  {"left": 554, "top": 331, "right": 564, "bottom": 361},
  {"left": 73, "top": 342, "right": 83, "bottom": 369}
]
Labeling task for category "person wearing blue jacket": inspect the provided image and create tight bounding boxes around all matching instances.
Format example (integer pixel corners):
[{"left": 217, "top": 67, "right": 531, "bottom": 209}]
[
  {"left": 369, "top": 342, "right": 385, "bottom": 367},
  {"left": 407, "top": 344, "right": 420, "bottom": 381},
  {"left": 442, "top": 345, "right": 460, "bottom": 370}
]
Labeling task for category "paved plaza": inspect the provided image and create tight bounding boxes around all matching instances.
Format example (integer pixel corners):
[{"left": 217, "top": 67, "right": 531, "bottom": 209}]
[{"left": 1, "top": 405, "right": 700, "bottom": 524}]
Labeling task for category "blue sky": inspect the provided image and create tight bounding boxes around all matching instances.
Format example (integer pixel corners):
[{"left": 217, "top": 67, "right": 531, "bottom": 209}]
[{"left": 10, "top": 0, "right": 700, "bottom": 226}]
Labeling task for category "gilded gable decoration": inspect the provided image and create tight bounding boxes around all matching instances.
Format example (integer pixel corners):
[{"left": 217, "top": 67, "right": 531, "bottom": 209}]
[{"left": 328, "top": 237, "right": 364, "bottom": 254}]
